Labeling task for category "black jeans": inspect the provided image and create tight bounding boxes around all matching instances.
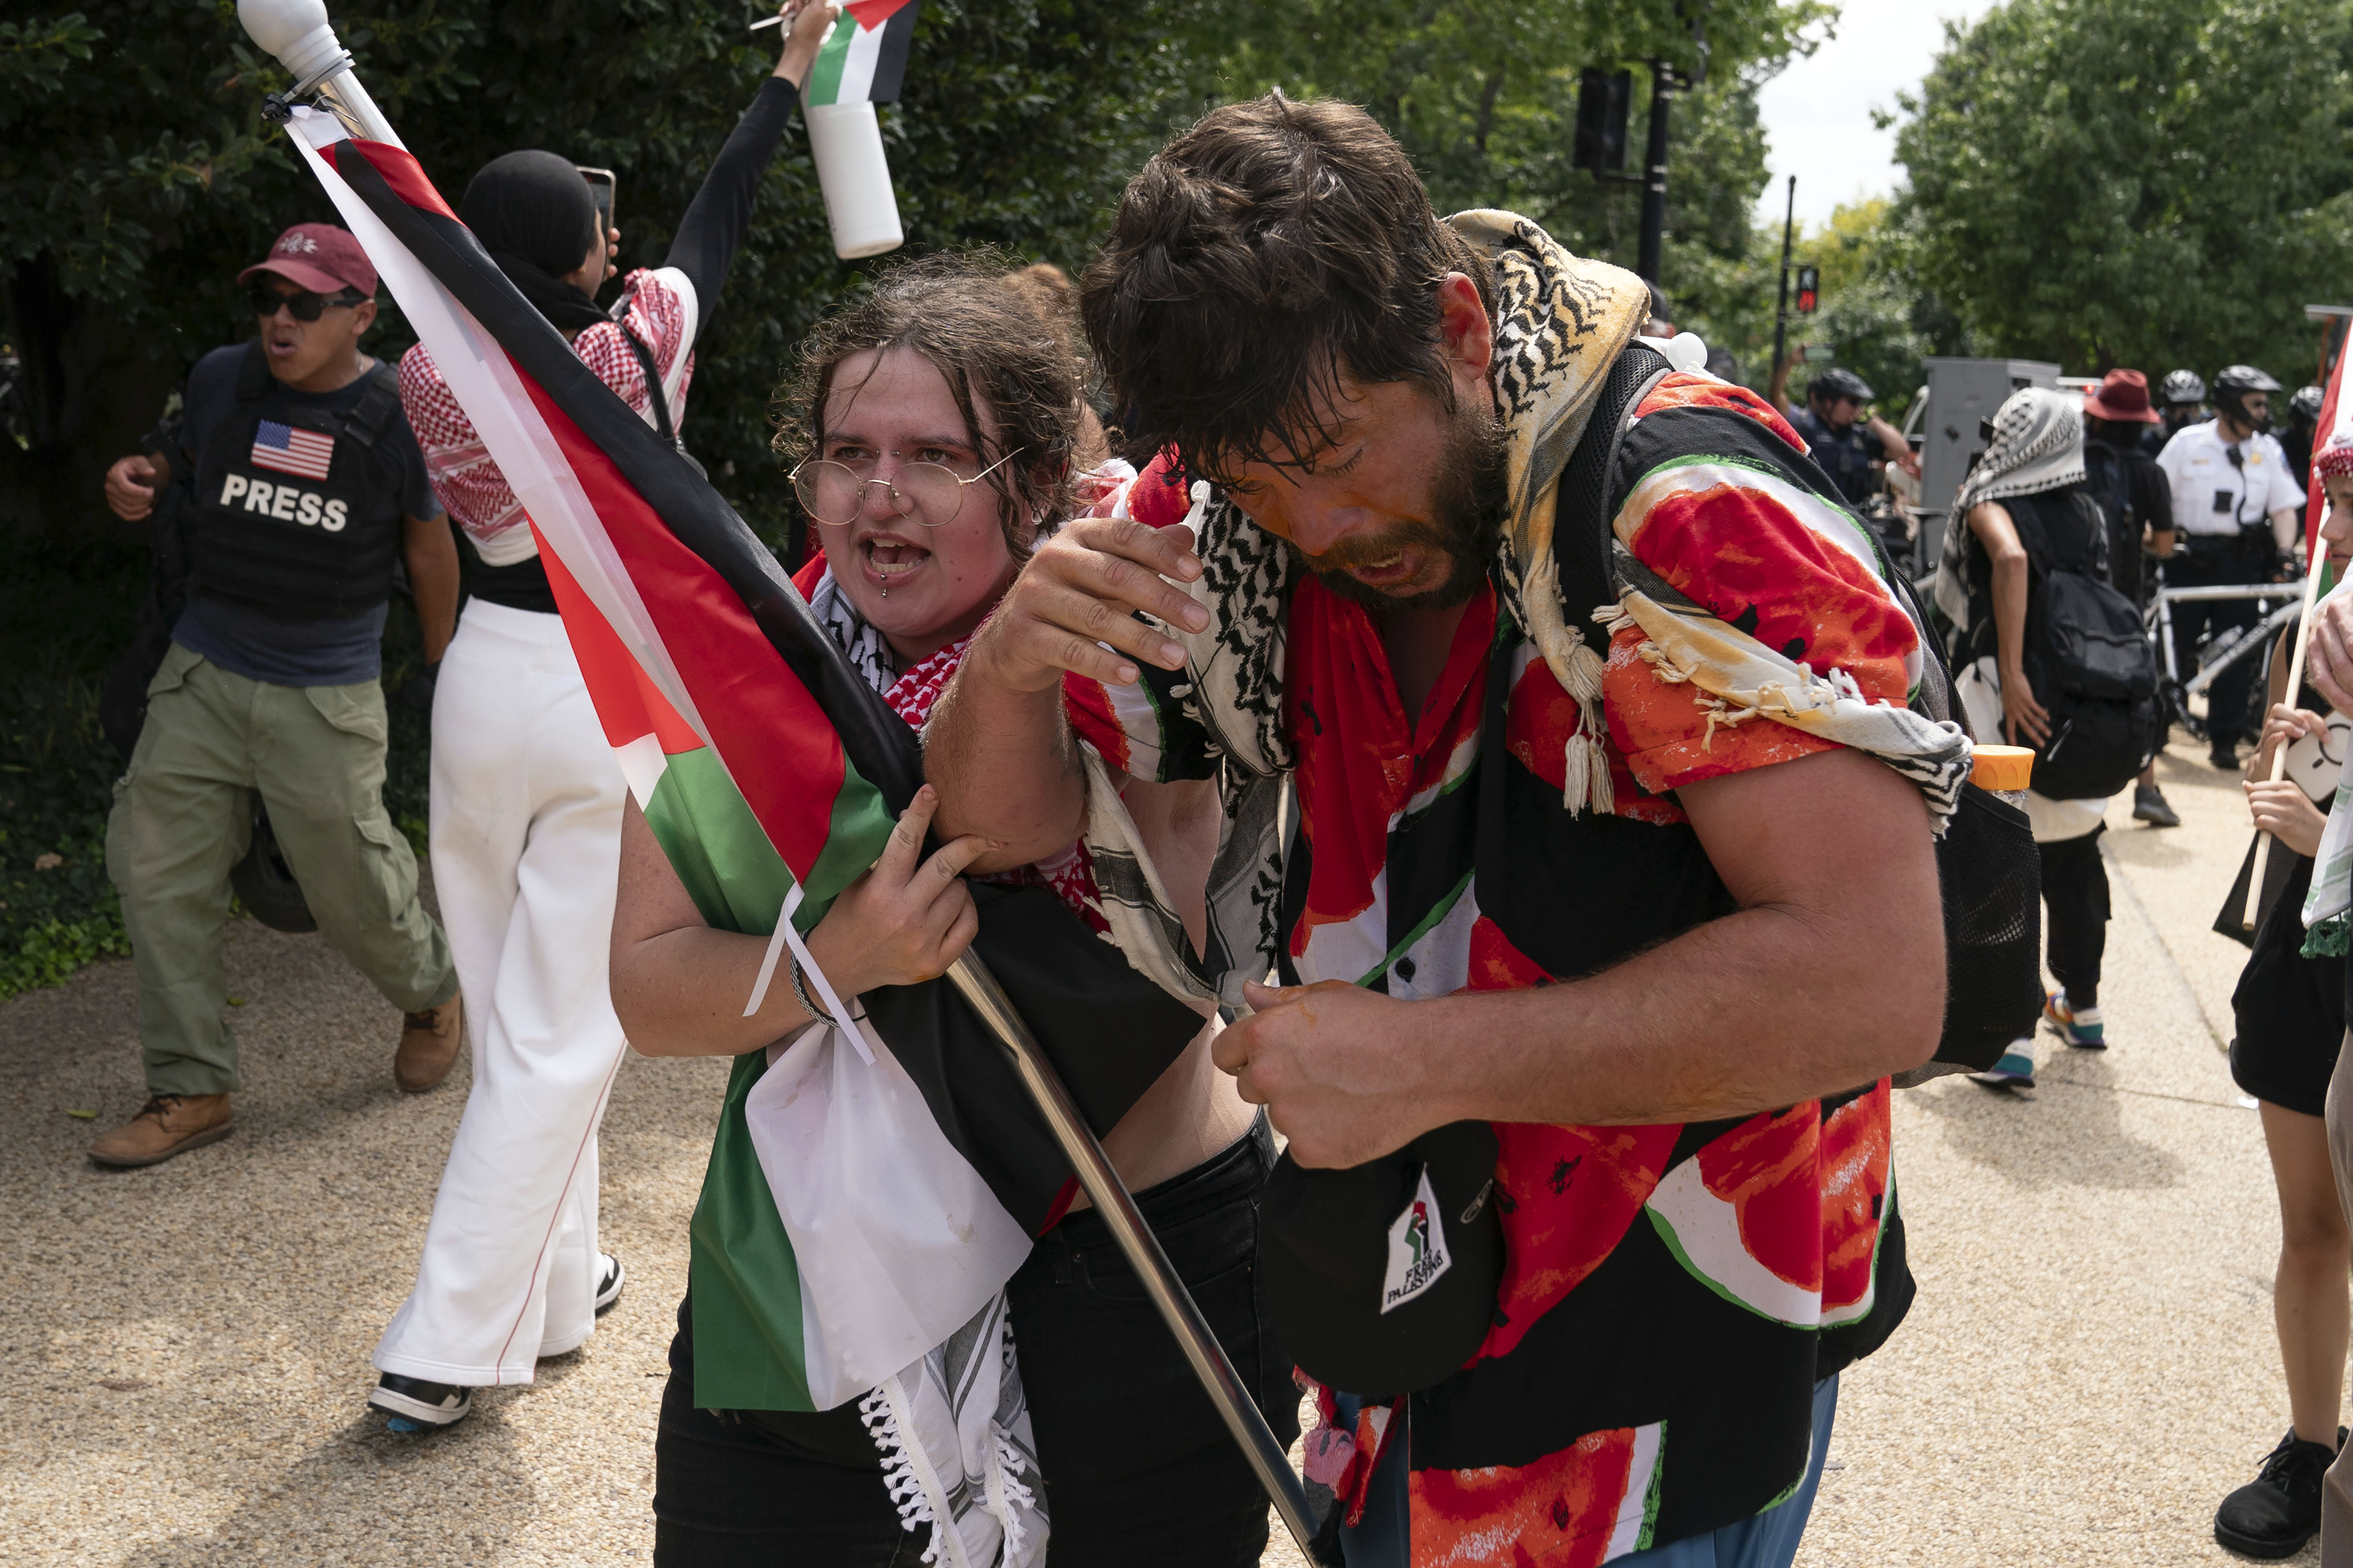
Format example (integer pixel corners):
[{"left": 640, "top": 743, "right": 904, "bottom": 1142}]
[
  {"left": 653, "top": 1117, "right": 1295, "bottom": 1567},
  {"left": 2041, "top": 825, "right": 2109, "bottom": 1010}
]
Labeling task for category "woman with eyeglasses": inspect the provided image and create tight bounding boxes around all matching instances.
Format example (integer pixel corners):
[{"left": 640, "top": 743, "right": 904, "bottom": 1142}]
[
  {"left": 364, "top": 0, "right": 843, "bottom": 1435},
  {"left": 609, "top": 253, "right": 1291, "bottom": 1568}
]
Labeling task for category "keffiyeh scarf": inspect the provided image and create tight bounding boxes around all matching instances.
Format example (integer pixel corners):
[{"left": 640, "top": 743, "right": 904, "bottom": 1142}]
[
  {"left": 1072, "top": 210, "right": 1971, "bottom": 1008},
  {"left": 1932, "top": 385, "right": 2088, "bottom": 631}
]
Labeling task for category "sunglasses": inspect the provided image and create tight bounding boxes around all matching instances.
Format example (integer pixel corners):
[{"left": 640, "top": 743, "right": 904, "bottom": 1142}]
[
  {"left": 790, "top": 449, "right": 1025, "bottom": 529},
  {"left": 248, "top": 285, "right": 368, "bottom": 322}
]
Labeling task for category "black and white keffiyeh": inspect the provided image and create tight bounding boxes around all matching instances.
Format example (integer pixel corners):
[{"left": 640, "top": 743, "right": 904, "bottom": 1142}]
[{"left": 1933, "top": 386, "right": 2087, "bottom": 630}]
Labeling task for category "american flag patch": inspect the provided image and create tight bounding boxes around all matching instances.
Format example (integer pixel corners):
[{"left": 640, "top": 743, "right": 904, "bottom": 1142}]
[{"left": 251, "top": 420, "right": 335, "bottom": 481}]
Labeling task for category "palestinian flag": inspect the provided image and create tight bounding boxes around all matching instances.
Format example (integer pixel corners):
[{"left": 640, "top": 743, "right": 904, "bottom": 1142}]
[
  {"left": 273, "top": 104, "right": 1201, "bottom": 1411},
  {"left": 2311, "top": 317, "right": 2353, "bottom": 568},
  {"left": 804, "top": 0, "right": 921, "bottom": 106}
]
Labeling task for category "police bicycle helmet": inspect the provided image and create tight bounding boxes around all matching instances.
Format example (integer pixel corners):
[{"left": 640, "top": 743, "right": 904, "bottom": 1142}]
[
  {"left": 2212, "top": 364, "right": 2283, "bottom": 432},
  {"left": 2291, "top": 384, "right": 2326, "bottom": 427},
  {"left": 2160, "top": 369, "right": 2207, "bottom": 407},
  {"left": 1810, "top": 366, "right": 1875, "bottom": 404}
]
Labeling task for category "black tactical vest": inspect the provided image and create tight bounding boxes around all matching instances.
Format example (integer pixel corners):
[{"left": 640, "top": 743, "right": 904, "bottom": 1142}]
[
  {"left": 191, "top": 340, "right": 406, "bottom": 620},
  {"left": 1788, "top": 402, "right": 1877, "bottom": 504}
]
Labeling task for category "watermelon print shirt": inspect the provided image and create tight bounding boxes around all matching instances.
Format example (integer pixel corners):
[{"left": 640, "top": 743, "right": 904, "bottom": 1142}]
[{"left": 1067, "top": 373, "right": 1917, "bottom": 1565}]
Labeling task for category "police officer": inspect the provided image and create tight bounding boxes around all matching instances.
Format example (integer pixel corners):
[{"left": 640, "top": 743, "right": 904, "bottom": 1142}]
[
  {"left": 91, "top": 223, "right": 463, "bottom": 1168},
  {"left": 2285, "top": 383, "right": 2325, "bottom": 523},
  {"left": 2157, "top": 364, "right": 2306, "bottom": 769},
  {"left": 2144, "top": 369, "right": 2209, "bottom": 457},
  {"left": 1786, "top": 366, "right": 1881, "bottom": 503}
]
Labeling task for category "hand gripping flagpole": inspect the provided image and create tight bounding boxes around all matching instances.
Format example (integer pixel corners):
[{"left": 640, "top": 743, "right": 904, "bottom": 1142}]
[
  {"left": 2244, "top": 529, "right": 2336, "bottom": 928},
  {"left": 236, "top": 8, "right": 1315, "bottom": 1550},
  {"left": 944, "top": 954, "right": 1321, "bottom": 1556}
]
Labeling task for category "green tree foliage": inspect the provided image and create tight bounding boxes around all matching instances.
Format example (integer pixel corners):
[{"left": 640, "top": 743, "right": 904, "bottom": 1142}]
[
  {"left": 0, "top": 0, "right": 1237, "bottom": 546},
  {"left": 1209, "top": 0, "right": 1831, "bottom": 387},
  {"left": 1893, "top": 0, "right": 2353, "bottom": 380},
  {"left": 1777, "top": 199, "right": 1969, "bottom": 420}
]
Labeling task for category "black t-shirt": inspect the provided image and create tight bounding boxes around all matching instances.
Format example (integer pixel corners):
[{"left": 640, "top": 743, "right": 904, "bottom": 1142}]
[
  {"left": 2082, "top": 434, "right": 2173, "bottom": 605},
  {"left": 168, "top": 343, "right": 442, "bottom": 687}
]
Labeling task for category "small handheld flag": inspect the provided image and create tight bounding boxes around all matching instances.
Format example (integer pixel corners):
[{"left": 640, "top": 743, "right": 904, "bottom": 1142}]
[
  {"left": 801, "top": 0, "right": 918, "bottom": 260},
  {"left": 802, "top": 0, "right": 918, "bottom": 106},
  {"left": 251, "top": 419, "right": 336, "bottom": 481}
]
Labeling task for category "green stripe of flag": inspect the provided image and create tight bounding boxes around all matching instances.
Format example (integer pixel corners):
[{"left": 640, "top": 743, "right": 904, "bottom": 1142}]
[
  {"left": 645, "top": 742, "right": 896, "bottom": 1411},
  {"left": 804, "top": 11, "right": 856, "bottom": 106}
]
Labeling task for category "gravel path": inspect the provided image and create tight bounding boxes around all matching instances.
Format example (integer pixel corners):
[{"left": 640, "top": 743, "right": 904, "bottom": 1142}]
[{"left": 0, "top": 738, "right": 2323, "bottom": 1564}]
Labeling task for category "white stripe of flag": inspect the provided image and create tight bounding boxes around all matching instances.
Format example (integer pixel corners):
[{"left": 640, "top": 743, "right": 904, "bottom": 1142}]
[{"left": 251, "top": 419, "right": 335, "bottom": 481}]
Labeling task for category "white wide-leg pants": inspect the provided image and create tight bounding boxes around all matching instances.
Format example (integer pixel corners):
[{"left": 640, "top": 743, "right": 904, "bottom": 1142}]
[{"left": 374, "top": 597, "right": 631, "bottom": 1385}]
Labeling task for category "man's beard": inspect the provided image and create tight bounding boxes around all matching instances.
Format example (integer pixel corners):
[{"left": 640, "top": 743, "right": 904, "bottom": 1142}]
[{"left": 1290, "top": 398, "right": 1508, "bottom": 615}]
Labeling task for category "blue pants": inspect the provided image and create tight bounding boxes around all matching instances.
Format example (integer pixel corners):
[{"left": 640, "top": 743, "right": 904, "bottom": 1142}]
[
  {"left": 1616, "top": 1374, "right": 1840, "bottom": 1567},
  {"left": 1341, "top": 1374, "right": 1840, "bottom": 1568}
]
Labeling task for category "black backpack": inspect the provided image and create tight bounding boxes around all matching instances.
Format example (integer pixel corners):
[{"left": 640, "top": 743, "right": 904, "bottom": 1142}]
[{"left": 2010, "top": 487, "right": 2163, "bottom": 801}]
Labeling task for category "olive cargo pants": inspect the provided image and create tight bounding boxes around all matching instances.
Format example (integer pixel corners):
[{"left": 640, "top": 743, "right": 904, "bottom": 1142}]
[{"left": 106, "top": 643, "right": 458, "bottom": 1097}]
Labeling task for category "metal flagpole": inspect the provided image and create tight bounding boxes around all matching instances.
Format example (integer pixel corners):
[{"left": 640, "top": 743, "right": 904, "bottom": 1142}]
[
  {"left": 2243, "top": 535, "right": 2334, "bottom": 928},
  {"left": 947, "top": 954, "right": 1321, "bottom": 1555},
  {"left": 235, "top": 1, "right": 1318, "bottom": 1550}
]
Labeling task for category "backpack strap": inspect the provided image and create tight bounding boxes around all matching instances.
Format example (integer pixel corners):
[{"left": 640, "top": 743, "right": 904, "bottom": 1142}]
[
  {"left": 338, "top": 362, "right": 403, "bottom": 451},
  {"left": 616, "top": 321, "right": 680, "bottom": 449},
  {"left": 1546, "top": 340, "right": 1674, "bottom": 630}
]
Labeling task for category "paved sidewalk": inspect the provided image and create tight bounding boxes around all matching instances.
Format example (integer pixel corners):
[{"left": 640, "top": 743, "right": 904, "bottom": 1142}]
[{"left": 0, "top": 738, "right": 2327, "bottom": 1564}]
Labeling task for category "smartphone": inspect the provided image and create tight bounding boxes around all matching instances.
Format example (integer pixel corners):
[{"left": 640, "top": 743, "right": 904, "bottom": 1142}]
[{"left": 577, "top": 166, "right": 617, "bottom": 237}]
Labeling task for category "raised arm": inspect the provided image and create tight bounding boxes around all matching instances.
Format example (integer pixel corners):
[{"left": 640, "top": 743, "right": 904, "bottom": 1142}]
[{"left": 659, "top": 1, "right": 836, "bottom": 319}]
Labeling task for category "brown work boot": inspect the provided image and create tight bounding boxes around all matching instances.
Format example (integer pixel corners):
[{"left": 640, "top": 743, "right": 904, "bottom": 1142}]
[
  {"left": 394, "top": 996, "right": 464, "bottom": 1093},
  {"left": 88, "top": 1094, "right": 235, "bottom": 1168}
]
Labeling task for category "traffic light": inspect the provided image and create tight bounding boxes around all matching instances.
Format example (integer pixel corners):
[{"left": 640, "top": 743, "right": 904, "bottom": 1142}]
[
  {"left": 1795, "top": 266, "right": 1820, "bottom": 314},
  {"left": 1573, "top": 69, "right": 1632, "bottom": 175}
]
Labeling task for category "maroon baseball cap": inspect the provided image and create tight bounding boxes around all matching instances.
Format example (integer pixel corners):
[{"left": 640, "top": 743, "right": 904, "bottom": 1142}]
[
  {"left": 238, "top": 223, "right": 378, "bottom": 297},
  {"left": 2084, "top": 368, "right": 2161, "bottom": 424}
]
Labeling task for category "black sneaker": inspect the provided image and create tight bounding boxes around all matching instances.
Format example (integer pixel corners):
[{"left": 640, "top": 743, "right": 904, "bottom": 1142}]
[
  {"left": 2214, "top": 1426, "right": 2344, "bottom": 1557},
  {"left": 2213, "top": 743, "right": 2242, "bottom": 771},
  {"left": 2133, "top": 783, "right": 2181, "bottom": 827},
  {"left": 368, "top": 1371, "right": 473, "bottom": 1432},
  {"left": 594, "top": 1252, "right": 625, "bottom": 1315}
]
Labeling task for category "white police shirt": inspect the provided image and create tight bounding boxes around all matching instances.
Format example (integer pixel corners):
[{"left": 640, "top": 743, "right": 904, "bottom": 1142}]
[{"left": 2157, "top": 418, "right": 2304, "bottom": 537}]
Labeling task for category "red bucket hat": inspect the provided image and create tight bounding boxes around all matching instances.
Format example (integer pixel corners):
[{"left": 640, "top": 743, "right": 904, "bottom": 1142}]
[
  {"left": 237, "top": 223, "right": 378, "bottom": 297},
  {"left": 2083, "top": 368, "right": 2160, "bottom": 424}
]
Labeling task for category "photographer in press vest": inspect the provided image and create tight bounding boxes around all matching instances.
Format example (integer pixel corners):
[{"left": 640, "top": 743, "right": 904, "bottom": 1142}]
[{"left": 91, "top": 222, "right": 462, "bottom": 1169}]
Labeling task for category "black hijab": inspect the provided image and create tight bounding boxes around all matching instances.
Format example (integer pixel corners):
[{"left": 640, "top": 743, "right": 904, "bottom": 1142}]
[{"left": 461, "top": 150, "right": 608, "bottom": 336}]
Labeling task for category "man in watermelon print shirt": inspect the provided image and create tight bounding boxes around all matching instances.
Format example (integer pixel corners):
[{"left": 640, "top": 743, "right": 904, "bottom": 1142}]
[{"left": 928, "top": 95, "right": 1947, "bottom": 1568}]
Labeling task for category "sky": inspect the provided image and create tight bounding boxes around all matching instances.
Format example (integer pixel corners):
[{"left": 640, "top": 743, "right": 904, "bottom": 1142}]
[{"left": 1753, "top": 0, "right": 2001, "bottom": 231}]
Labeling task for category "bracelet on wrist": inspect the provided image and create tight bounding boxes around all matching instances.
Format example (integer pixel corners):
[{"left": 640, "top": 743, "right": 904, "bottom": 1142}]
[{"left": 790, "top": 955, "right": 836, "bottom": 1026}]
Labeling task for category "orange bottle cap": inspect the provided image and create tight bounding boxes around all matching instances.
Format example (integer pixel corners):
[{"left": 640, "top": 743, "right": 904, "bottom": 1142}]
[{"left": 1971, "top": 745, "right": 2035, "bottom": 792}]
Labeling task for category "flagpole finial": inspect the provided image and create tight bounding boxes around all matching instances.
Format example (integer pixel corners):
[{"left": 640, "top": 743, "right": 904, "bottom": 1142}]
[
  {"left": 238, "top": 0, "right": 341, "bottom": 83},
  {"left": 240, "top": 0, "right": 406, "bottom": 147}
]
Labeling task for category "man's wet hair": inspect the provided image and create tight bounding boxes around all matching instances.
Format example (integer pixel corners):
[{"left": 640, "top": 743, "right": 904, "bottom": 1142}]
[{"left": 1080, "top": 93, "right": 1493, "bottom": 483}]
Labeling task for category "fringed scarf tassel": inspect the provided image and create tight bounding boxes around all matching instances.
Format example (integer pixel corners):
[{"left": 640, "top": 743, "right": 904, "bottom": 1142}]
[{"left": 1554, "top": 620, "right": 1615, "bottom": 818}]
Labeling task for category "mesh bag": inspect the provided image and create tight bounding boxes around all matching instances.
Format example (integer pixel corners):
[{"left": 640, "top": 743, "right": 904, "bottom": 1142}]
[{"left": 1906, "top": 784, "right": 2043, "bottom": 1081}]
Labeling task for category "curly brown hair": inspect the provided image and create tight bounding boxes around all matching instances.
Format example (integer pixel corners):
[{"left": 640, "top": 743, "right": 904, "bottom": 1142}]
[{"left": 773, "top": 252, "right": 1084, "bottom": 553}]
